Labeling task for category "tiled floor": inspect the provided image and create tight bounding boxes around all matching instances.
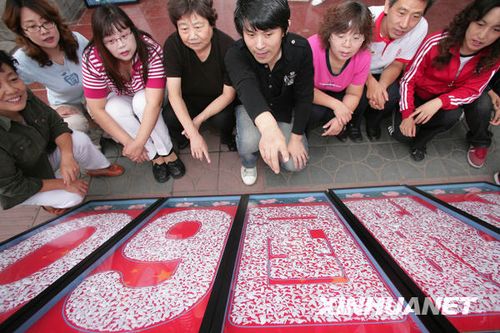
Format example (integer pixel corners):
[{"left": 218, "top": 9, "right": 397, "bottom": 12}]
[{"left": 1, "top": 0, "right": 496, "bottom": 241}]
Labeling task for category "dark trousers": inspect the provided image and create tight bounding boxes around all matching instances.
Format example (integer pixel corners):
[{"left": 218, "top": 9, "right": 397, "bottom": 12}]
[
  {"left": 362, "top": 76, "right": 401, "bottom": 130},
  {"left": 390, "top": 95, "right": 462, "bottom": 150},
  {"left": 307, "top": 90, "right": 365, "bottom": 131},
  {"left": 463, "top": 91, "right": 493, "bottom": 148},
  {"left": 162, "top": 100, "right": 235, "bottom": 143}
]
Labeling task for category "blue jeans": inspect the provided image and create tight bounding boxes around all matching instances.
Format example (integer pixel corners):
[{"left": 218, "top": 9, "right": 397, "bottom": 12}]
[{"left": 235, "top": 105, "right": 308, "bottom": 171}]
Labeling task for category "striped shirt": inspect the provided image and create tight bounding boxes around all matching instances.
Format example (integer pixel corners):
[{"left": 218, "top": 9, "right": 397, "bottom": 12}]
[{"left": 82, "top": 35, "right": 166, "bottom": 99}]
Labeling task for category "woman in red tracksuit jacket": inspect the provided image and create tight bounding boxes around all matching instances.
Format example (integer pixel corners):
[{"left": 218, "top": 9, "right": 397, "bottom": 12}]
[{"left": 391, "top": 0, "right": 500, "bottom": 162}]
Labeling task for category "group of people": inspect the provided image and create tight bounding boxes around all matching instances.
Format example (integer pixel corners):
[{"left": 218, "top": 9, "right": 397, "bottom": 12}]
[{"left": 0, "top": 0, "right": 498, "bottom": 213}]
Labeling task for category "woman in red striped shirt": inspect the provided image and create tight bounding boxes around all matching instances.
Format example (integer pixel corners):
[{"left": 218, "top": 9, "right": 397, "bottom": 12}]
[{"left": 82, "top": 4, "right": 185, "bottom": 183}]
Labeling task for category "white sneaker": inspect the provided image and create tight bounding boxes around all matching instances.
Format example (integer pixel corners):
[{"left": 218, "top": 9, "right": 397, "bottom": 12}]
[
  {"left": 311, "top": 0, "right": 324, "bottom": 6},
  {"left": 241, "top": 166, "right": 257, "bottom": 186}
]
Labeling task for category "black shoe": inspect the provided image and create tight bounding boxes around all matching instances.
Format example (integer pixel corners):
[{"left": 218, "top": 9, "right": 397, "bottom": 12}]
[
  {"left": 347, "top": 124, "right": 363, "bottom": 142},
  {"left": 152, "top": 163, "right": 170, "bottom": 183},
  {"left": 336, "top": 128, "right": 348, "bottom": 142},
  {"left": 221, "top": 134, "right": 237, "bottom": 151},
  {"left": 166, "top": 158, "right": 186, "bottom": 179},
  {"left": 410, "top": 147, "right": 426, "bottom": 161},
  {"left": 366, "top": 126, "right": 381, "bottom": 141}
]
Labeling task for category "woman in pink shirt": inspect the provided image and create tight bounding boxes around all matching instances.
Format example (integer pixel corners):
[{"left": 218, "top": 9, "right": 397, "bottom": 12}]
[
  {"left": 307, "top": 0, "right": 372, "bottom": 141},
  {"left": 82, "top": 4, "right": 185, "bottom": 183}
]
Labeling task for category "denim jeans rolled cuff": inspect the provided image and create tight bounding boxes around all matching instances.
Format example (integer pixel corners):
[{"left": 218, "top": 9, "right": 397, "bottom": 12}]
[
  {"left": 235, "top": 105, "right": 309, "bottom": 171},
  {"left": 240, "top": 152, "right": 259, "bottom": 168}
]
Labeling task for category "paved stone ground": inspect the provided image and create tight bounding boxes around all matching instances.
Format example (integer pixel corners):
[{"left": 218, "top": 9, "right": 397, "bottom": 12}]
[
  {"left": 265, "top": 118, "right": 499, "bottom": 190},
  {"left": 85, "top": 117, "right": 499, "bottom": 199}
]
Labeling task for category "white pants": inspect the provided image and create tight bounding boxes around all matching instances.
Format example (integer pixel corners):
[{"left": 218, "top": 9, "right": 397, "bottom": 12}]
[
  {"left": 105, "top": 90, "right": 173, "bottom": 160},
  {"left": 21, "top": 131, "right": 110, "bottom": 209},
  {"left": 52, "top": 104, "right": 89, "bottom": 133}
]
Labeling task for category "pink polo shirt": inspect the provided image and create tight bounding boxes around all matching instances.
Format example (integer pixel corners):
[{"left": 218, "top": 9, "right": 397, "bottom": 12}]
[{"left": 308, "top": 34, "right": 371, "bottom": 93}]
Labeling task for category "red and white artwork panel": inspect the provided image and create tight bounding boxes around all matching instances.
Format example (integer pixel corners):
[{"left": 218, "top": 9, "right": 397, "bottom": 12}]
[
  {"left": 445, "top": 193, "right": 500, "bottom": 227},
  {"left": 0, "top": 200, "right": 152, "bottom": 324},
  {"left": 420, "top": 184, "right": 500, "bottom": 228},
  {"left": 225, "top": 196, "right": 422, "bottom": 333},
  {"left": 342, "top": 194, "right": 500, "bottom": 332}
]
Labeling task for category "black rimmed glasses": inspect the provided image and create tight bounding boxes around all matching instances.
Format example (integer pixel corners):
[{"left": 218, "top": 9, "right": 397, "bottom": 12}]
[
  {"left": 23, "top": 21, "right": 56, "bottom": 33},
  {"left": 103, "top": 30, "right": 133, "bottom": 47}
]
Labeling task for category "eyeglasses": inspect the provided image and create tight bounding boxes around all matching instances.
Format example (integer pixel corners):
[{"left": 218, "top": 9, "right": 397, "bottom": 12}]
[
  {"left": 329, "top": 33, "right": 365, "bottom": 45},
  {"left": 103, "top": 30, "right": 133, "bottom": 47},
  {"left": 23, "top": 21, "right": 55, "bottom": 33}
]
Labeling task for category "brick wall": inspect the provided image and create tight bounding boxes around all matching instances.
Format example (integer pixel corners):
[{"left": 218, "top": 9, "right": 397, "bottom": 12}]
[{"left": 0, "top": 0, "right": 85, "bottom": 53}]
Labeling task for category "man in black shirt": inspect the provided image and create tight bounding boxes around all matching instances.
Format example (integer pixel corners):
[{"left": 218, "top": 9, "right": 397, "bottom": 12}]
[{"left": 225, "top": 0, "right": 314, "bottom": 185}]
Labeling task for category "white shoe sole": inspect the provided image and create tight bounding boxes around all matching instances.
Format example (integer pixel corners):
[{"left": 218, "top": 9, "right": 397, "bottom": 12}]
[
  {"left": 241, "top": 166, "right": 257, "bottom": 186},
  {"left": 467, "top": 153, "right": 484, "bottom": 169}
]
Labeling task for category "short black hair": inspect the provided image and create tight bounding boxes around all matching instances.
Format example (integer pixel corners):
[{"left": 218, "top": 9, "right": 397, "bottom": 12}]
[
  {"left": 0, "top": 50, "right": 18, "bottom": 73},
  {"left": 234, "top": 0, "right": 290, "bottom": 35},
  {"left": 388, "top": 0, "right": 435, "bottom": 15},
  {"left": 167, "top": 0, "right": 218, "bottom": 27}
]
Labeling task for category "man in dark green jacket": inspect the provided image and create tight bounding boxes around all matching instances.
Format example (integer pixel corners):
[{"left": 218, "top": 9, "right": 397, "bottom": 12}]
[{"left": 0, "top": 51, "right": 123, "bottom": 214}]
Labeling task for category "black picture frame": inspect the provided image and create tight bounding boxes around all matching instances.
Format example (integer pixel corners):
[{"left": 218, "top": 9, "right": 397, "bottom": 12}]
[
  {"left": 84, "top": 0, "right": 139, "bottom": 8},
  {"left": 0, "top": 197, "right": 162, "bottom": 332}
]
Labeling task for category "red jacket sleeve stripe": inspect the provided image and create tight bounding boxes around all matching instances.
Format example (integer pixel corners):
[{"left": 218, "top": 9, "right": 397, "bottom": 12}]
[{"left": 399, "top": 33, "right": 445, "bottom": 116}]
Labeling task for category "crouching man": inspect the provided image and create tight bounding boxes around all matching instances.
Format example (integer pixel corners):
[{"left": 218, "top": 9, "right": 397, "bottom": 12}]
[{"left": 225, "top": 0, "right": 314, "bottom": 185}]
